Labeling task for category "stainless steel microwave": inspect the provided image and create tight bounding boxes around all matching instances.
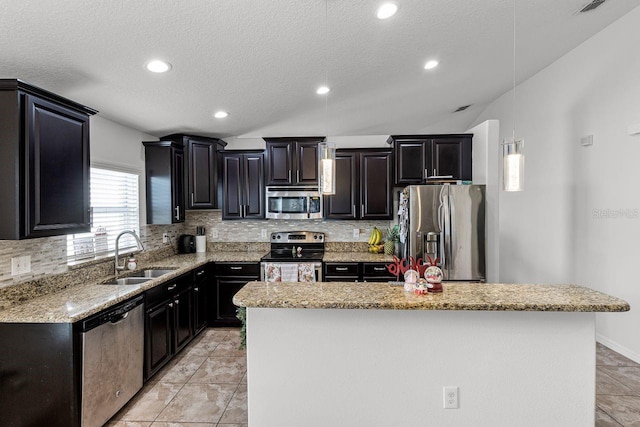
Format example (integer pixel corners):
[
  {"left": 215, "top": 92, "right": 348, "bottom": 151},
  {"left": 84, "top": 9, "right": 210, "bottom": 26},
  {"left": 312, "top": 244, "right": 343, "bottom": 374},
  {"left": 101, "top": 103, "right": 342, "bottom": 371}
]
[{"left": 265, "top": 187, "right": 323, "bottom": 219}]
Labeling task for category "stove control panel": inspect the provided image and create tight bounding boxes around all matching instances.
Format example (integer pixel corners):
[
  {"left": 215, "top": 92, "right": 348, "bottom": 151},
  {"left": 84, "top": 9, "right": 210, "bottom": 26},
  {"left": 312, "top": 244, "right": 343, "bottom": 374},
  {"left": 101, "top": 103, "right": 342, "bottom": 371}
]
[{"left": 270, "top": 231, "right": 324, "bottom": 243}]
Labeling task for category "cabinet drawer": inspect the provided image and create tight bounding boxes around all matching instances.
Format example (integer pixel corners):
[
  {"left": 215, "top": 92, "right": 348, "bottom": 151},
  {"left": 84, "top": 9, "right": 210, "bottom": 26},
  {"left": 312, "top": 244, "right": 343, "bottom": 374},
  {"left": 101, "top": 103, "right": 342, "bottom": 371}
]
[
  {"left": 215, "top": 262, "right": 260, "bottom": 277},
  {"left": 362, "top": 263, "right": 394, "bottom": 278},
  {"left": 192, "top": 265, "right": 208, "bottom": 282},
  {"left": 324, "top": 262, "right": 360, "bottom": 277},
  {"left": 145, "top": 274, "right": 189, "bottom": 308}
]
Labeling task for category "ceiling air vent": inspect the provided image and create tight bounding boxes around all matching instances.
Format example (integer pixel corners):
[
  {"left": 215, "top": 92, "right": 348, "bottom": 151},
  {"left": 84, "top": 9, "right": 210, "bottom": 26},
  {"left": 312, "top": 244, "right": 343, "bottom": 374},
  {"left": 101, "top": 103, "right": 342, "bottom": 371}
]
[
  {"left": 453, "top": 105, "right": 472, "bottom": 113},
  {"left": 579, "top": 0, "right": 606, "bottom": 13}
]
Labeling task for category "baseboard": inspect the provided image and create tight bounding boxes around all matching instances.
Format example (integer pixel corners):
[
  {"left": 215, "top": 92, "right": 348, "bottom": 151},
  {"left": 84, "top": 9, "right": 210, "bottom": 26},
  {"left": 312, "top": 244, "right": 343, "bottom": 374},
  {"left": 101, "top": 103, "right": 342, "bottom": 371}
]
[{"left": 596, "top": 333, "right": 640, "bottom": 364}]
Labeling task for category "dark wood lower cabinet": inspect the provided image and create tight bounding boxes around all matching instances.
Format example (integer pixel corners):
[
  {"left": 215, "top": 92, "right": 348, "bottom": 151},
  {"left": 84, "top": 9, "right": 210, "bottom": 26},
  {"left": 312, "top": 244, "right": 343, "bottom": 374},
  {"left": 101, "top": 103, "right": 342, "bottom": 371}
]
[
  {"left": 212, "top": 262, "right": 260, "bottom": 327},
  {"left": 173, "top": 286, "right": 193, "bottom": 353},
  {"left": 144, "top": 273, "right": 197, "bottom": 381},
  {"left": 0, "top": 323, "right": 79, "bottom": 427},
  {"left": 323, "top": 262, "right": 395, "bottom": 282},
  {"left": 145, "top": 302, "right": 173, "bottom": 378}
]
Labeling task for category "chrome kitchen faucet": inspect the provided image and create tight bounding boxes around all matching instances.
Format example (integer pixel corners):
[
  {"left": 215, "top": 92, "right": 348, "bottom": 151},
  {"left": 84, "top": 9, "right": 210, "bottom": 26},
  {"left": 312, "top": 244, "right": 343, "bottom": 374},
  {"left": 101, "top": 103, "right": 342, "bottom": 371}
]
[{"left": 115, "top": 230, "right": 144, "bottom": 277}]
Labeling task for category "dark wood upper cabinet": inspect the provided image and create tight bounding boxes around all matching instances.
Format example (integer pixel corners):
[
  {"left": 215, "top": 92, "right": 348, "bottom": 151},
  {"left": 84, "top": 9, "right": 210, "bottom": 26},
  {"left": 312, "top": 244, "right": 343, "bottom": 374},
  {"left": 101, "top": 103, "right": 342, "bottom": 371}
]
[
  {"left": 160, "top": 134, "right": 226, "bottom": 210},
  {"left": 0, "top": 79, "right": 97, "bottom": 240},
  {"left": 324, "top": 149, "right": 392, "bottom": 220},
  {"left": 264, "top": 137, "right": 321, "bottom": 186},
  {"left": 324, "top": 152, "right": 358, "bottom": 219},
  {"left": 221, "top": 151, "right": 265, "bottom": 220},
  {"left": 388, "top": 134, "right": 472, "bottom": 184},
  {"left": 360, "top": 151, "right": 393, "bottom": 219},
  {"left": 143, "top": 141, "right": 185, "bottom": 224}
]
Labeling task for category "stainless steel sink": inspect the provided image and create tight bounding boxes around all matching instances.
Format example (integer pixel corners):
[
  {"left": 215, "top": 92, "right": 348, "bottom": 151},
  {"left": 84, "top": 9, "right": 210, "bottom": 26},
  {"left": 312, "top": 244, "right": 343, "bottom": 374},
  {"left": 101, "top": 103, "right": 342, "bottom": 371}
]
[
  {"left": 103, "top": 277, "right": 153, "bottom": 286},
  {"left": 102, "top": 268, "right": 177, "bottom": 285},
  {"left": 129, "top": 268, "right": 177, "bottom": 278}
]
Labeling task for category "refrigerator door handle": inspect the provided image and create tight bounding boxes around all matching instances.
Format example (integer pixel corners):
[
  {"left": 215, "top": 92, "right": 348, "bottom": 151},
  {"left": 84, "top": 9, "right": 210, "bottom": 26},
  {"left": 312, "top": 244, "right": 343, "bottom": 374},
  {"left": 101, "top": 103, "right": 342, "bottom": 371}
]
[{"left": 440, "top": 185, "right": 451, "bottom": 276}]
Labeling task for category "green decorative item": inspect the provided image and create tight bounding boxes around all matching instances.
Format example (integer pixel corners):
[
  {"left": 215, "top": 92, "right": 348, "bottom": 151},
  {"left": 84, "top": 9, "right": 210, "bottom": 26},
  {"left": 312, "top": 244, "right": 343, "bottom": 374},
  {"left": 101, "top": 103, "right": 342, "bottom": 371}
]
[
  {"left": 236, "top": 306, "right": 246, "bottom": 349},
  {"left": 384, "top": 225, "right": 400, "bottom": 255}
]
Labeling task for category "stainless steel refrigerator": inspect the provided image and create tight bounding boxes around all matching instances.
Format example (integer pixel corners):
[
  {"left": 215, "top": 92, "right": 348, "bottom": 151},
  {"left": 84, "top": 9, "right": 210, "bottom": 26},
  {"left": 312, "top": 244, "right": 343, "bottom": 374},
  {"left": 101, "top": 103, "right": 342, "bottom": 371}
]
[{"left": 400, "top": 185, "right": 485, "bottom": 281}]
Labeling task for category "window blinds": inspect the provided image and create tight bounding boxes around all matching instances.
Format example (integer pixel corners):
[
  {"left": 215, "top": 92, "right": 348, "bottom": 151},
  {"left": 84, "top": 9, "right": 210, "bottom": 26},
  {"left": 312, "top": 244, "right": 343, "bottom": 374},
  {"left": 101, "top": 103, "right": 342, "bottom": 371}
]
[{"left": 67, "top": 167, "right": 140, "bottom": 262}]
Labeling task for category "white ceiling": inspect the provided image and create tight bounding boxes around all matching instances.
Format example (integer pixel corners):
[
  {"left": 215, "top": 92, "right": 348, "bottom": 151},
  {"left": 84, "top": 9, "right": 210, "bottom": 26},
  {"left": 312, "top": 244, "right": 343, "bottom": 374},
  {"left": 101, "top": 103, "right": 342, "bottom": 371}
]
[{"left": 0, "top": 0, "right": 637, "bottom": 142}]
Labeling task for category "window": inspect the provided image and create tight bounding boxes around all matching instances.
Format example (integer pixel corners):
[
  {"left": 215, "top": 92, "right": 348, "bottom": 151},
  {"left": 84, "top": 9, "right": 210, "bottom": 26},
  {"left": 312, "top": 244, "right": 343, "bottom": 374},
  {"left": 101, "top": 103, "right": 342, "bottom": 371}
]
[{"left": 67, "top": 167, "right": 140, "bottom": 263}]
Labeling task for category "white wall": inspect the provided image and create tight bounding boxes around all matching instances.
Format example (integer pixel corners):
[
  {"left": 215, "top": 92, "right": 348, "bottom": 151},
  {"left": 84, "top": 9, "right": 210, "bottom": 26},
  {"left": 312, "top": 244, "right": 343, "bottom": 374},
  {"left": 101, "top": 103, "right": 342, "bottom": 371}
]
[
  {"left": 91, "top": 116, "right": 156, "bottom": 223},
  {"left": 471, "top": 6, "right": 640, "bottom": 360}
]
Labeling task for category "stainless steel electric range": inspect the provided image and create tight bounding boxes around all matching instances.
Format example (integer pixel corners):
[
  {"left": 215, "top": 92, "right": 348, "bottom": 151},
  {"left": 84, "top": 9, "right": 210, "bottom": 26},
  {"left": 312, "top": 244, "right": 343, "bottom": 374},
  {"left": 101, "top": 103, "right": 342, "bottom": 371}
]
[{"left": 260, "top": 231, "right": 325, "bottom": 281}]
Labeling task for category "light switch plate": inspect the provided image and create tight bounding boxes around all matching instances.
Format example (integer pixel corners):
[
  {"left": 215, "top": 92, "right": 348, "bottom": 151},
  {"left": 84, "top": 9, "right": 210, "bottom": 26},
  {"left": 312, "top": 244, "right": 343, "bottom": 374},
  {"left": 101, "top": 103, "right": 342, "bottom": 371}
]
[{"left": 353, "top": 228, "right": 360, "bottom": 238}]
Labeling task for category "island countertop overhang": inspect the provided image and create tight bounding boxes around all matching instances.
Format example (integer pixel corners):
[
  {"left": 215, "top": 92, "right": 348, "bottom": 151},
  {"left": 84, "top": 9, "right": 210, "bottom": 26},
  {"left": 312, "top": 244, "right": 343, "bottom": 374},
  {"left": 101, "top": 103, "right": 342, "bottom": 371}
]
[{"left": 233, "top": 281, "right": 630, "bottom": 312}]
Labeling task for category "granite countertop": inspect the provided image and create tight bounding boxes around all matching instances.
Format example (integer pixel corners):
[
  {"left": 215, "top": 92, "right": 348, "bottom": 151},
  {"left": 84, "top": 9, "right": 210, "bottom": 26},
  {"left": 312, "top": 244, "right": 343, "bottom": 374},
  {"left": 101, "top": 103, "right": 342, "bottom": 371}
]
[
  {"left": 0, "top": 252, "right": 266, "bottom": 324},
  {"left": 233, "top": 281, "right": 630, "bottom": 312}
]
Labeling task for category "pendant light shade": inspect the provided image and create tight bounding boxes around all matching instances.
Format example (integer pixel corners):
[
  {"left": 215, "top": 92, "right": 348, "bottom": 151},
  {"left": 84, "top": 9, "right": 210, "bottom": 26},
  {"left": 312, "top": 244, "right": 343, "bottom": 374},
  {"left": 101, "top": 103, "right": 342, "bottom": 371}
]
[
  {"left": 318, "top": 142, "right": 336, "bottom": 195},
  {"left": 502, "top": 137, "right": 524, "bottom": 192}
]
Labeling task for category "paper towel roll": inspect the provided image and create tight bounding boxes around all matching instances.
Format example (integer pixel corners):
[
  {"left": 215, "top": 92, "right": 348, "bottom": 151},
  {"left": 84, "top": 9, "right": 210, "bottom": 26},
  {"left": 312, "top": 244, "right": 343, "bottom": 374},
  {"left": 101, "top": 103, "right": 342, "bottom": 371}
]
[{"left": 196, "top": 235, "right": 206, "bottom": 253}]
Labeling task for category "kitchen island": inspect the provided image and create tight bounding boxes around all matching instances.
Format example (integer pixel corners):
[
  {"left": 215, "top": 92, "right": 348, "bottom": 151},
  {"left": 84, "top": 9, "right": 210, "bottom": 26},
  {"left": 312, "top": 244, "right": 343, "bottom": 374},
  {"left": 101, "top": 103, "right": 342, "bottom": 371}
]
[{"left": 234, "top": 281, "right": 629, "bottom": 427}]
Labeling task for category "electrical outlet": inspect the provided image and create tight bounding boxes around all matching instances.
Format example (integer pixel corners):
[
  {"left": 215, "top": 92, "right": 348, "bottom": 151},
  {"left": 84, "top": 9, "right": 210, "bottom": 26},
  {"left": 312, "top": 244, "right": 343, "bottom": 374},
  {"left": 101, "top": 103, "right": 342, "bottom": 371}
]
[
  {"left": 211, "top": 229, "right": 219, "bottom": 239},
  {"left": 443, "top": 386, "right": 459, "bottom": 409},
  {"left": 261, "top": 229, "right": 267, "bottom": 238},
  {"left": 353, "top": 228, "right": 360, "bottom": 238},
  {"left": 11, "top": 255, "right": 31, "bottom": 275},
  {"left": 162, "top": 232, "right": 169, "bottom": 244}
]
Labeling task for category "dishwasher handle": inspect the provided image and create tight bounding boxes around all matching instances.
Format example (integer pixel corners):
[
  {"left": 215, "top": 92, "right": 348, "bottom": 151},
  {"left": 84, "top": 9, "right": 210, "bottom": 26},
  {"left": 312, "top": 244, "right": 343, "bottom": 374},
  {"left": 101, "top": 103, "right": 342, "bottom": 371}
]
[{"left": 110, "top": 311, "right": 129, "bottom": 324}]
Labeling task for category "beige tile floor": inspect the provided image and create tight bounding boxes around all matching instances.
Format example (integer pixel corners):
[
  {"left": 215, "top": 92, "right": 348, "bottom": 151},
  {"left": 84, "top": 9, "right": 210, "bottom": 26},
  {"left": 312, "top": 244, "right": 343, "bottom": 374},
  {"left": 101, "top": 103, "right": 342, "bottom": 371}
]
[
  {"left": 108, "top": 329, "right": 636, "bottom": 427},
  {"left": 597, "top": 342, "right": 640, "bottom": 426},
  {"left": 107, "top": 327, "right": 247, "bottom": 427}
]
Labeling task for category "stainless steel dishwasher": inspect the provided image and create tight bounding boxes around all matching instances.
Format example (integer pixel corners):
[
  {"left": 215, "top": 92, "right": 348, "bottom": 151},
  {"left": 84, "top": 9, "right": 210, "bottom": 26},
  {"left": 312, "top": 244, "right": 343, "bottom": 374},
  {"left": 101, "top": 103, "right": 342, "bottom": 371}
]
[{"left": 80, "top": 295, "right": 144, "bottom": 427}]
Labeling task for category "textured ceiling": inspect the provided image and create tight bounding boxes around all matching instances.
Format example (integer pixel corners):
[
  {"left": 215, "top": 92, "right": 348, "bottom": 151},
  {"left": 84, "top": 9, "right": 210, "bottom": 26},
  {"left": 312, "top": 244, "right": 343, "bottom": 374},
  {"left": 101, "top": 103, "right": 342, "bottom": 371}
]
[{"left": 0, "top": 0, "right": 638, "bottom": 141}]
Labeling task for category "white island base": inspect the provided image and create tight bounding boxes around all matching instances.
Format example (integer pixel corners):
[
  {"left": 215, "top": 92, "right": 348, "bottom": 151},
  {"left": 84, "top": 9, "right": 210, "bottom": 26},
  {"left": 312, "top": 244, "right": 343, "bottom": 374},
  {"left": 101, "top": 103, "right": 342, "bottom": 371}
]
[{"left": 246, "top": 308, "right": 595, "bottom": 426}]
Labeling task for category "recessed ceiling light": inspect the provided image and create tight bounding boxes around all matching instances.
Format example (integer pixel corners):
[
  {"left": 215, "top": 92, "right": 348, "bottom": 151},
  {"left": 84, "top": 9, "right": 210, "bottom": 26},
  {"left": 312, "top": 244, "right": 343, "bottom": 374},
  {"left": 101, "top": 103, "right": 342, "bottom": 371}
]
[
  {"left": 146, "top": 60, "right": 172, "bottom": 73},
  {"left": 424, "top": 60, "right": 439, "bottom": 70},
  {"left": 213, "top": 111, "right": 229, "bottom": 119},
  {"left": 376, "top": 3, "right": 398, "bottom": 19},
  {"left": 316, "top": 86, "right": 330, "bottom": 95}
]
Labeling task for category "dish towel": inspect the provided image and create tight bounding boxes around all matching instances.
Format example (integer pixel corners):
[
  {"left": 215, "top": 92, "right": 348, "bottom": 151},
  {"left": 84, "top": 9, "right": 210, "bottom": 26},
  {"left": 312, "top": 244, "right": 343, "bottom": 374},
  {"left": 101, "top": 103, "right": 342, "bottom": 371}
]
[
  {"left": 280, "top": 263, "right": 299, "bottom": 282},
  {"left": 263, "top": 263, "right": 281, "bottom": 282},
  {"left": 298, "top": 263, "right": 316, "bottom": 283}
]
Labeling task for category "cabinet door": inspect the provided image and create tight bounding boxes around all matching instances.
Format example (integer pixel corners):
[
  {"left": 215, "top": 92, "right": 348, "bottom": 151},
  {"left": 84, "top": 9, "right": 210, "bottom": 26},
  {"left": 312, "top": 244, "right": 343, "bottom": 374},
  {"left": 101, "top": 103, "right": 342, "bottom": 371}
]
[
  {"left": 243, "top": 153, "right": 265, "bottom": 218},
  {"left": 145, "top": 303, "right": 173, "bottom": 380},
  {"left": 171, "top": 147, "right": 185, "bottom": 223},
  {"left": 324, "top": 152, "right": 358, "bottom": 219},
  {"left": 222, "top": 154, "right": 243, "bottom": 219},
  {"left": 395, "top": 140, "right": 426, "bottom": 185},
  {"left": 265, "top": 141, "right": 293, "bottom": 185},
  {"left": 360, "top": 151, "right": 393, "bottom": 219},
  {"left": 295, "top": 141, "right": 319, "bottom": 185},
  {"left": 173, "top": 287, "right": 193, "bottom": 353},
  {"left": 428, "top": 136, "right": 472, "bottom": 180},
  {"left": 186, "top": 139, "right": 217, "bottom": 209},
  {"left": 25, "top": 94, "right": 90, "bottom": 237},
  {"left": 192, "top": 268, "right": 208, "bottom": 334},
  {"left": 215, "top": 279, "right": 245, "bottom": 327}
]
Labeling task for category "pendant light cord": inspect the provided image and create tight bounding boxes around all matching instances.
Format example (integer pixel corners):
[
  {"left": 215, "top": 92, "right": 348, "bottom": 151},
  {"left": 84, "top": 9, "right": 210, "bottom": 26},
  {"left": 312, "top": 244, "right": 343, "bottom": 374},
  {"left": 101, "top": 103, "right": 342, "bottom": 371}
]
[
  {"left": 324, "top": 0, "right": 329, "bottom": 141},
  {"left": 512, "top": 0, "right": 516, "bottom": 141}
]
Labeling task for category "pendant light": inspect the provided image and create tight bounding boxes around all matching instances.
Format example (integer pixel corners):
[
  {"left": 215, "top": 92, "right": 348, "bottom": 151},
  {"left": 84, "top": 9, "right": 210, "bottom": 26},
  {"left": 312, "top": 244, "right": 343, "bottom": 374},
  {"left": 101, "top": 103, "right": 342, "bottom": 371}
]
[
  {"left": 318, "top": 0, "right": 336, "bottom": 195},
  {"left": 502, "top": 0, "right": 524, "bottom": 192}
]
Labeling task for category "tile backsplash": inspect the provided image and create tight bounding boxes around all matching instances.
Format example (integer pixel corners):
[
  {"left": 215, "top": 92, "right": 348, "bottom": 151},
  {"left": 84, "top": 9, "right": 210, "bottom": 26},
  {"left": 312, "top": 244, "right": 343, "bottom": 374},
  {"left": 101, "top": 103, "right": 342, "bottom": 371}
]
[{"left": 0, "top": 210, "right": 393, "bottom": 290}]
